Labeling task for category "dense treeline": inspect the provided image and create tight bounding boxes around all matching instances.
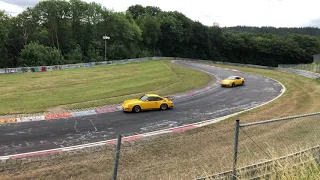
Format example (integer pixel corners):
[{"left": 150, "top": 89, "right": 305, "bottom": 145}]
[
  {"left": 0, "top": 0, "right": 320, "bottom": 68},
  {"left": 224, "top": 26, "right": 320, "bottom": 37}
]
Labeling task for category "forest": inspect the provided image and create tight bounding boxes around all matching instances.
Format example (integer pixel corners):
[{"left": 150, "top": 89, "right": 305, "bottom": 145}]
[{"left": 0, "top": 0, "right": 320, "bottom": 68}]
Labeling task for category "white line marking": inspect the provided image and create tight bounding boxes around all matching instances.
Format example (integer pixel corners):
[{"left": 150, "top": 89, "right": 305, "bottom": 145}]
[
  {"left": 90, "top": 120, "right": 97, "bottom": 131},
  {"left": 0, "top": 61, "right": 286, "bottom": 160},
  {"left": 74, "top": 120, "right": 80, "bottom": 133}
]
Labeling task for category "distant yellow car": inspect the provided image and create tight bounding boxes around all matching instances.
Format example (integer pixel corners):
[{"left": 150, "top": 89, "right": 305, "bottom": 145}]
[
  {"left": 121, "top": 94, "right": 174, "bottom": 113},
  {"left": 220, "top": 76, "right": 245, "bottom": 87}
]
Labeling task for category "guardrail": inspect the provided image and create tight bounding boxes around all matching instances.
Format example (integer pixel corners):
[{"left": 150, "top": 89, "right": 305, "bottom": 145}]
[
  {"left": 277, "top": 67, "right": 320, "bottom": 79},
  {"left": 0, "top": 57, "right": 276, "bottom": 75},
  {"left": 0, "top": 57, "right": 172, "bottom": 75},
  {"left": 172, "top": 58, "right": 275, "bottom": 70}
]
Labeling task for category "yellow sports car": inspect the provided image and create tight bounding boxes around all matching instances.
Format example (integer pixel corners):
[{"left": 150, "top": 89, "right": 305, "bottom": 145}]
[
  {"left": 220, "top": 76, "right": 245, "bottom": 87},
  {"left": 121, "top": 94, "right": 174, "bottom": 113}
]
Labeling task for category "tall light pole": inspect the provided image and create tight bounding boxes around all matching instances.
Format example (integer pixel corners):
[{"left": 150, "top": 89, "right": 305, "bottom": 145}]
[{"left": 103, "top": 35, "right": 110, "bottom": 61}]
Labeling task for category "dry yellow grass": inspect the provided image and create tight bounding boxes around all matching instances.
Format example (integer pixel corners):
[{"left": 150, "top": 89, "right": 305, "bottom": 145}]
[{"left": 1, "top": 63, "right": 320, "bottom": 180}]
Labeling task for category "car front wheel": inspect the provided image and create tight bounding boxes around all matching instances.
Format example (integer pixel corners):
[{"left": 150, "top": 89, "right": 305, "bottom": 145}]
[{"left": 133, "top": 105, "right": 141, "bottom": 113}]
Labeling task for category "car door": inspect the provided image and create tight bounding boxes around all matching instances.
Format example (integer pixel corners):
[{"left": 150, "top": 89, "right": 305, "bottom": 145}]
[
  {"left": 153, "top": 97, "right": 164, "bottom": 109},
  {"left": 235, "top": 77, "right": 242, "bottom": 85},
  {"left": 148, "top": 97, "right": 164, "bottom": 109},
  {"left": 144, "top": 96, "right": 158, "bottom": 109}
]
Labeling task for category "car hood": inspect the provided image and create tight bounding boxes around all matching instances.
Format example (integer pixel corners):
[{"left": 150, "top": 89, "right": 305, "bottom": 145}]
[{"left": 123, "top": 99, "right": 141, "bottom": 105}]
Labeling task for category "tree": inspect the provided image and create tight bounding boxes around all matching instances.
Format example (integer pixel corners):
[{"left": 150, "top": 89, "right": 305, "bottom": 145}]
[
  {"left": 66, "top": 44, "right": 83, "bottom": 63},
  {"left": 87, "top": 44, "right": 103, "bottom": 62},
  {"left": 139, "top": 15, "right": 161, "bottom": 55},
  {"left": 0, "top": 0, "right": 319, "bottom": 68},
  {"left": 0, "top": 11, "right": 10, "bottom": 68},
  {"left": 19, "top": 42, "right": 64, "bottom": 66}
]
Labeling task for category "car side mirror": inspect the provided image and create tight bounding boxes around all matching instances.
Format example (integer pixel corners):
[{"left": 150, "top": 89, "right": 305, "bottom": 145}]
[{"left": 146, "top": 100, "right": 149, "bottom": 102}]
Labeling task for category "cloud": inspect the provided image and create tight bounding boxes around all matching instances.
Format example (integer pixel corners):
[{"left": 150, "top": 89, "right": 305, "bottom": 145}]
[
  {"left": 1, "top": 0, "right": 38, "bottom": 7},
  {"left": 1, "top": 0, "right": 320, "bottom": 28},
  {"left": 0, "top": 1, "right": 24, "bottom": 16},
  {"left": 306, "top": 18, "right": 320, "bottom": 28}
]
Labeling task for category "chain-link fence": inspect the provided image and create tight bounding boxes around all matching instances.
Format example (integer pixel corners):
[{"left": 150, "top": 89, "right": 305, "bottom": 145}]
[
  {"left": 197, "top": 112, "right": 320, "bottom": 180},
  {"left": 278, "top": 63, "right": 320, "bottom": 73}
]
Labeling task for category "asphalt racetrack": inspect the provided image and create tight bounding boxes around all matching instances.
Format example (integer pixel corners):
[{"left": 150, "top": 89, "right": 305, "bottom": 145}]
[{"left": 0, "top": 61, "right": 283, "bottom": 156}]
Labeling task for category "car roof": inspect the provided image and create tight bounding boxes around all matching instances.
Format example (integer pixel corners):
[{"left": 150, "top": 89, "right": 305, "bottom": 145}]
[{"left": 145, "top": 94, "right": 160, "bottom": 97}]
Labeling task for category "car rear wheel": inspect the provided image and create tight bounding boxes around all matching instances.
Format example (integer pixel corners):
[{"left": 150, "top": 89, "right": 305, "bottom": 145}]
[
  {"left": 133, "top": 105, "right": 141, "bottom": 113},
  {"left": 242, "top": 81, "right": 245, "bottom": 85},
  {"left": 160, "top": 104, "right": 168, "bottom": 110},
  {"left": 232, "top": 82, "right": 235, "bottom": 87}
]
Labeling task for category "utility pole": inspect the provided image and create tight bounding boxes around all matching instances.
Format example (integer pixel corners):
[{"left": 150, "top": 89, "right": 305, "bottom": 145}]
[{"left": 103, "top": 35, "right": 110, "bottom": 61}]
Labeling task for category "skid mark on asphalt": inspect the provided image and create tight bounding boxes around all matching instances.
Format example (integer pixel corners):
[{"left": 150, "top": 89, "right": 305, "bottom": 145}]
[
  {"left": 74, "top": 120, "right": 80, "bottom": 132},
  {"left": 140, "top": 120, "right": 178, "bottom": 132},
  {"left": 0, "top": 61, "right": 285, "bottom": 157},
  {"left": 90, "top": 120, "right": 98, "bottom": 131},
  {"left": 54, "top": 130, "right": 115, "bottom": 148}
]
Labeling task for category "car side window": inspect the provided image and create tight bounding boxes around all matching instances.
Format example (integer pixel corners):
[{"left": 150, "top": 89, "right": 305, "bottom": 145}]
[
  {"left": 156, "top": 97, "right": 163, "bottom": 101},
  {"left": 147, "top": 97, "right": 156, "bottom": 101}
]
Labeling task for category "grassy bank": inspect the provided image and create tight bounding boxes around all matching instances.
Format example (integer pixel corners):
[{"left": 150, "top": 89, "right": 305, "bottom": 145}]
[
  {"left": 0, "top": 60, "right": 211, "bottom": 115},
  {"left": 1, "top": 63, "right": 320, "bottom": 180}
]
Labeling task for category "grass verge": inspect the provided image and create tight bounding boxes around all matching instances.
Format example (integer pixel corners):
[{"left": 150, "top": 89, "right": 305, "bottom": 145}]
[
  {"left": 1, "top": 63, "right": 320, "bottom": 180},
  {"left": 0, "top": 60, "right": 211, "bottom": 115}
]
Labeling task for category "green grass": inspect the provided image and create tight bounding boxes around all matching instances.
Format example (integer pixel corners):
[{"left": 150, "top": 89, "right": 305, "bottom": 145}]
[
  {"left": 0, "top": 60, "right": 211, "bottom": 115},
  {"left": 1, "top": 63, "right": 320, "bottom": 180}
]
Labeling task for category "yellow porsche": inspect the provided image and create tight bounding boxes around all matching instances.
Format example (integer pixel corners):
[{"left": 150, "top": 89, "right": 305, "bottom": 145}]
[
  {"left": 121, "top": 94, "right": 174, "bottom": 113},
  {"left": 220, "top": 76, "right": 245, "bottom": 87}
]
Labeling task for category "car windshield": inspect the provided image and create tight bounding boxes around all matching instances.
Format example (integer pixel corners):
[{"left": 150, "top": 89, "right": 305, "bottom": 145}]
[
  {"left": 227, "top": 76, "right": 237, "bottom": 80},
  {"left": 140, "top": 95, "right": 148, "bottom": 101}
]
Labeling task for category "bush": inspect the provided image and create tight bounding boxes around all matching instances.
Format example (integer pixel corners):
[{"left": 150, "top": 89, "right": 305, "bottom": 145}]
[{"left": 19, "top": 42, "right": 64, "bottom": 66}]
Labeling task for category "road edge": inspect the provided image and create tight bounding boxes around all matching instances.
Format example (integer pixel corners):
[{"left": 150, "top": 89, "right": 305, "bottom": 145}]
[
  {"left": 0, "top": 62, "right": 286, "bottom": 161},
  {"left": 0, "top": 60, "right": 219, "bottom": 125}
]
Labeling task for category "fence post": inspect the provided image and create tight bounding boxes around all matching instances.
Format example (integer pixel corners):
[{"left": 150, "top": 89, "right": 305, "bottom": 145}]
[
  {"left": 112, "top": 134, "right": 122, "bottom": 180},
  {"left": 232, "top": 120, "right": 240, "bottom": 180}
]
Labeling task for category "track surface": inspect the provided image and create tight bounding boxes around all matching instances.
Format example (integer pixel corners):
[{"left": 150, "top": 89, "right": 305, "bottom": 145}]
[{"left": 0, "top": 61, "right": 283, "bottom": 156}]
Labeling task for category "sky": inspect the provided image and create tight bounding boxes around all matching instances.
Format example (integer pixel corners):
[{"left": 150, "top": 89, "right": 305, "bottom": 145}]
[{"left": 0, "top": 0, "right": 320, "bottom": 27}]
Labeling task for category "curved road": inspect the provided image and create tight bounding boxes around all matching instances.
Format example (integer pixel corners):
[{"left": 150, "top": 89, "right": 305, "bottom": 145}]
[{"left": 0, "top": 61, "right": 283, "bottom": 156}]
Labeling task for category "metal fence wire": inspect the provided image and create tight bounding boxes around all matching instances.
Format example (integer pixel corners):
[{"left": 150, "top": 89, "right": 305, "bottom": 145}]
[
  {"left": 278, "top": 64, "right": 320, "bottom": 73},
  {"left": 235, "top": 112, "right": 320, "bottom": 179},
  {"left": 197, "top": 112, "right": 320, "bottom": 180}
]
